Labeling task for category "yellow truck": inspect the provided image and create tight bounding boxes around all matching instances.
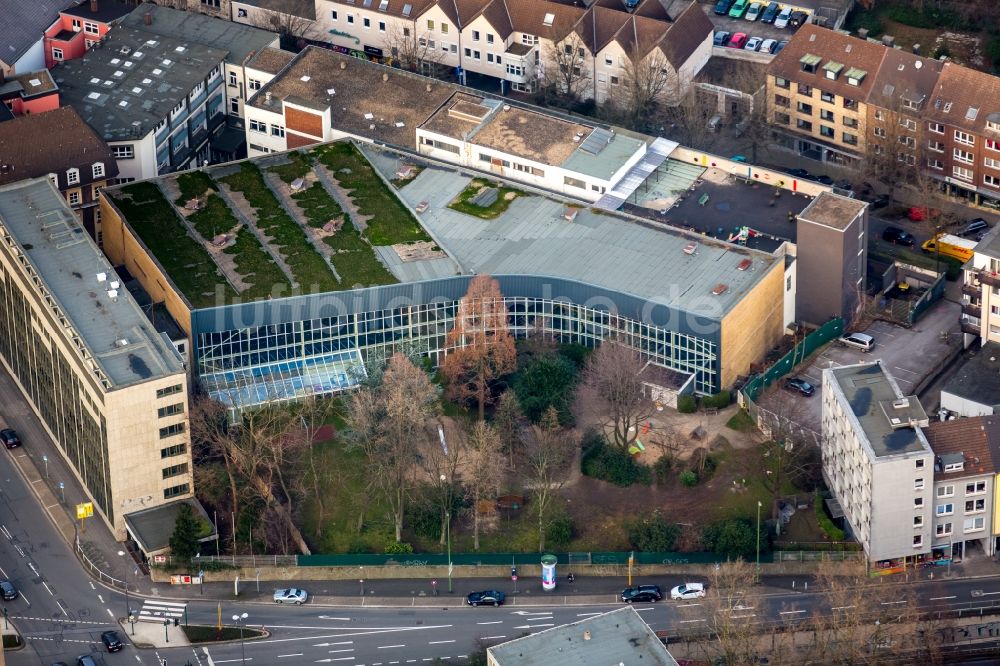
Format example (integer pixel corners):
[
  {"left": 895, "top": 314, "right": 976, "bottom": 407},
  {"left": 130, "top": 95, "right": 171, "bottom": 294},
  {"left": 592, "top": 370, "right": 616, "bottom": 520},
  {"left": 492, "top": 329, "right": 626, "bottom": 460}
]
[{"left": 921, "top": 233, "right": 977, "bottom": 263}]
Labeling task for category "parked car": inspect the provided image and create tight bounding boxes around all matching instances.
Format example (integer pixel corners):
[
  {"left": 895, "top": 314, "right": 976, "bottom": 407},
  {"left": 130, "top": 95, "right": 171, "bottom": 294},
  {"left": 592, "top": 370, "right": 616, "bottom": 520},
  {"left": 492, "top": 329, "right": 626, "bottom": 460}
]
[
  {"left": 774, "top": 39, "right": 788, "bottom": 53},
  {"left": 622, "top": 584, "right": 663, "bottom": 603},
  {"left": 729, "top": 32, "right": 749, "bottom": 49},
  {"left": 714, "top": 0, "right": 737, "bottom": 15},
  {"left": 784, "top": 377, "right": 815, "bottom": 397},
  {"left": 866, "top": 193, "right": 889, "bottom": 209},
  {"left": 760, "top": 1, "right": 781, "bottom": 23},
  {"left": 774, "top": 6, "right": 793, "bottom": 28},
  {"left": 745, "top": 36, "right": 763, "bottom": 51},
  {"left": 273, "top": 588, "right": 309, "bottom": 604},
  {"left": 813, "top": 174, "right": 834, "bottom": 185},
  {"left": 101, "top": 630, "right": 123, "bottom": 653},
  {"left": 76, "top": 658, "right": 98, "bottom": 666},
  {"left": 838, "top": 332, "right": 875, "bottom": 352},
  {"left": 788, "top": 10, "right": 810, "bottom": 28},
  {"left": 729, "top": 0, "right": 751, "bottom": 18},
  {"left": 959, "top": 217, "right": 990, "bottom": 238},
  {"left": 882, "top": 226, "right": 915, "bottom": 246},
  {"left": 714, "top": 30, "right": 732, "bottom": 47},
  {"left": 467, "top": 590, "right": 506, "bottom": 607},
  {"left": 745, "top": 2, "right": 763, "bottom": 20},
  {"left": 670, "top": 583, "right": 707, "bottom": 600},
  {"left": 0, "top": 580, "right": 17, "bottom": 601},
  {"left": 787, "top": 168, "right": 811, "bottom": 179},
  {"left": 0, "top": 428, "right": 20, "bottom": 449},
  {"left": 759, "top": 38, "right": 779, "bottom": 54},
  {"left": 51, "top": 662, "right": 69, "bottom": 666}
]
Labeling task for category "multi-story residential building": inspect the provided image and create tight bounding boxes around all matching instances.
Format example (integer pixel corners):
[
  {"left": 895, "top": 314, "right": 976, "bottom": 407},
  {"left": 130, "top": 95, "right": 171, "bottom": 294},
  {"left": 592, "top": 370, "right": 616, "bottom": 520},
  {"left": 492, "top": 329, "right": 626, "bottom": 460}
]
[
  {"left": 940, "top": 342, "right": 1000, "bottom": 417},
  {"left": 794, "top": 191, "right": 868, "bottom": 326},
  {"left": 923, "top": 418, "right": 998, "bottom": 561},
  {"left": 158, "top": 0, "right": 231, "bottom": 19},
  {"left": 0, "top": 0, "right": 76, "bottom": 76},
  {"left": 0, "top": 69, "right": 61, "bottom": 117},
  {"left": 960, "top": 223, "right": 1000, "bottom": 346},
  {"left": 43, "top": 0, "right": 133, "bottom": 69},
  {"left": 54, "top": 25, "right": 229, "bottom": 183},
  {"left": 821, "top": 361, "right": 933, "bottom": 567},
  {"left": 0, "top": 106, "right": 118, "bottom": 237},
  {"left": 0, "top": 177, "right": 199, "bottom": 551},
  {"left": 239, "top": 0, "right": 712, "bottom": 105},
  {"left": 766, "top": 24, "right": 886, "bottom": 168}
]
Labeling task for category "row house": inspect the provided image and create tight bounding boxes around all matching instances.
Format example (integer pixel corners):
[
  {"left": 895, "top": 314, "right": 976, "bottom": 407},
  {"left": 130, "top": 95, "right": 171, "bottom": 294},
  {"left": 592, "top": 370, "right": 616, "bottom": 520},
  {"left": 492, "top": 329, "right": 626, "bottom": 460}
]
[
  {"left": 44, "top": 0, "right": 133, "bottom": 69},
  {"left": 0, "top": 106, "right": 118, "bottom": 238},
  {"left": 236, "top": 0, "right": 712, "bottom": 106},
  {"left": 960, "top": 224, "right": 1000, "bottom": 347}
]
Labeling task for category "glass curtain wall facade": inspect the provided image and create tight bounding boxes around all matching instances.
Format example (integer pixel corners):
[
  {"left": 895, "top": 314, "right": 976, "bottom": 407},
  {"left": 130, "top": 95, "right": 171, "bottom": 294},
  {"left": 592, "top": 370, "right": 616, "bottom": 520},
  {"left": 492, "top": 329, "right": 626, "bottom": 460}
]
[{"left": 196, "top": 295, "right": 719, "bottom": 410}]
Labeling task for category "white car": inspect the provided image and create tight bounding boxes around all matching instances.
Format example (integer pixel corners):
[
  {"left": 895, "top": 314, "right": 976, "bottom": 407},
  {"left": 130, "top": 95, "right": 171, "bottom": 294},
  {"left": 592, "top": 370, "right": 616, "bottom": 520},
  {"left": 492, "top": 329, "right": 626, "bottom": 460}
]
[
  {"left": 744, "top": 37, "right": 763, "bottom": 51},
  {"left": 744, "top": 2, "right": 762, "bottom": 20},
  {"left": 670, "top": 582, "right": 706, "bottom": 600},
  {"left": 273, "top": 588, "right": 309, "bottom": 604},
  {"left": 838, "top": 332, "right": 875, "bottom": 353},
  {"left": 759, "top": 38, "right": 778, "bottom": 54},
  {"left": 774, "top": 6, "right": 793, "bottom": 28}
]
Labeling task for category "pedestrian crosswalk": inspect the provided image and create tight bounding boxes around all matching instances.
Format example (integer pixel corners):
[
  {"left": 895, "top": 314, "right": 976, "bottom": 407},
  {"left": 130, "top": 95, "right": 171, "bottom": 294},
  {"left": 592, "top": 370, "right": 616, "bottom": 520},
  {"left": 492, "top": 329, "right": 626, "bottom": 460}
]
[{"left": 136, "top": 599, "right": 186, "bottom": 623}]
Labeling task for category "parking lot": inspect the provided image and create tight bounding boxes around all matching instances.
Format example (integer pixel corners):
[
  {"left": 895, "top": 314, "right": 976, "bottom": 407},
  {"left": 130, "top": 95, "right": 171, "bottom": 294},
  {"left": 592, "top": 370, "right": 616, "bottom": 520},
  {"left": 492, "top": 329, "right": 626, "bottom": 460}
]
[
  {"left": 701, "top": 1, "right": 806, "bottom": 48},
  {"left": 756, "top": 299, "right": 962, "bottom": 432}
]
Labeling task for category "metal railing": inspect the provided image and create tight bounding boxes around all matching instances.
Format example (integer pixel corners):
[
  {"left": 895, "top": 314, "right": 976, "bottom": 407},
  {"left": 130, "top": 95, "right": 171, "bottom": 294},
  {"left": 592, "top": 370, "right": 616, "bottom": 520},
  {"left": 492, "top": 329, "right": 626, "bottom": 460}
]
[{"left": 75, "top": 532, "right": 128, "bottom": 591}]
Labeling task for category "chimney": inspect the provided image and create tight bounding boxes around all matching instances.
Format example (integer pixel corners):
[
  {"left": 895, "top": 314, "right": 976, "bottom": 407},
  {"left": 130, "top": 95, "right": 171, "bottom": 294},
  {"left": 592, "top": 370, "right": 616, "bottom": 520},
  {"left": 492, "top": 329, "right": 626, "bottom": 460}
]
[
  {"left": 340, "top": 61, "right": 346, "bottom": 69},
  {"left": 425, "top": 83, "right": 432, "bottom": 92},
  {"left": 265, "top": 91, "right": 272, "bottom": 103},
  {"left": 143, "top": 12, "right": 152, "bottom": 26},
  {"left": 881, "top": 34, "right": 895, "bottom": 48},
  {"left": 857, "top": 28, "right": 869, "bottom": 40},
  {"left": 382, "top": 72, "right": 388, "bottom": 82},
  {"left": 90, "top": 0, "right": 98, "bottom": 13},
  {"left": 583, "top": 630, "right": 592, "bottom": 641}
]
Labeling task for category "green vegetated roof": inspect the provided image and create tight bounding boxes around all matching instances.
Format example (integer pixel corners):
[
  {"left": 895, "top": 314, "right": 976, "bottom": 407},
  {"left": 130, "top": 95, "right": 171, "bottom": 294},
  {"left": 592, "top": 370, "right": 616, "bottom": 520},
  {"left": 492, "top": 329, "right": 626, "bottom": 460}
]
[{"left": 110, "top": 142, "right": 413, "bottom": 307}]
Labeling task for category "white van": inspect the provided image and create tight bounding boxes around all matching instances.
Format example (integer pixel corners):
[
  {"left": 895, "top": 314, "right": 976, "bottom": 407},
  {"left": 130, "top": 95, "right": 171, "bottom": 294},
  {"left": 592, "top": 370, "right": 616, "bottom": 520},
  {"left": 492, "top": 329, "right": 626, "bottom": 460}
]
[{"left": 774, "top": 6, "right": 793, "bottom": 28}]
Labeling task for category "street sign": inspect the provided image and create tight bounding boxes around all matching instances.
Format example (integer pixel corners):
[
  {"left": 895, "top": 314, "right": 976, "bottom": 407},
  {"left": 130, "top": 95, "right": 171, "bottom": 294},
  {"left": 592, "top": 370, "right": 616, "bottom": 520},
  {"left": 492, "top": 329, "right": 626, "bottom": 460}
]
[
  {"left": 154, "top": 555, "right": 167, "bottom": 563},
  {"left": 75, "top": 502, "right": 93, "bottom": 519}
]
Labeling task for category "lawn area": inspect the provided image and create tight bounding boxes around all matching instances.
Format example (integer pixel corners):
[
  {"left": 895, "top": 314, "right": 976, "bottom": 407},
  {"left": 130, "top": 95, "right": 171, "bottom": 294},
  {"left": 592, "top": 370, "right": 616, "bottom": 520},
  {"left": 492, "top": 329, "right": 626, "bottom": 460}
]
[
  {"left": 113, "top": 183, "right": 236, "bottom": 308},
  {"left": 220, "top": 163, "right": 340, "bottom": 292},
  {"left": 293, "top": 182, "right": 397, "bottom": 288},
  {"left": 175, "top": 170, "right": 217, "bottom": 203},
  {"left": 183, "top": 625, "right": 266, "bottom": 643},
  {"left": 312, "top": 142, "right": 431, "bottom": 246},
  {"left": 447, "top": 179, "right": 524, "bottom": 219},
  {"left": 269, "top": 150, "right": 314, "bottom": 184}
]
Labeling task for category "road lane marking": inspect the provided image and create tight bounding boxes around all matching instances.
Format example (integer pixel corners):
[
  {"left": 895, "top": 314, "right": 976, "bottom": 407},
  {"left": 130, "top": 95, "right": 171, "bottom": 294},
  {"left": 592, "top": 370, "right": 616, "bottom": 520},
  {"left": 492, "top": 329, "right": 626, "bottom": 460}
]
[
  {"left": 28, "top": 562, "right": 38, "bottom": 575},
  {"left": 514, "top": 624, "right": 554, "bottom": 629},
  {"left": 277, "top": 655, "right": 303, "bottom": 658},
  {"left": 19, "top": 591, "right": 29, "bottom": 607},
  {"left": 633, "top": 608, "right": 654, "bottom": 613},
  {"left": 576, "top": 613, "right": 601, "bottom": 617},
  {"left": 56, "top": 601, "right": 68, "bottom": 616},
  {"left": 730, "top": 614, "right": 755, "bottom": 619},
  {"left": 318, "top": 616, "right": 352, "bottom": 620},
  {"left": 214, "top": 660, "right": 253, "bottom": 664},
  {"left": 42, "top": 581, "right": 53, "bottom": 596},
  {"left": 979, "top": 591, "right": 1000, "bottom": 596},
  {"left": 679, "top": 619, "right": 707, "bottom": 623},
  {"left": 328, "top": 649, "right": 354, "bottom": 653},
  {"left": 378, "top": 645, "right": 406, "bottom": 649},
  {"left": 831, "top": 605, "right": 855, "bottom": 611},
  {"left": 780, "top": 610, "right": 806, "bottom": 615},
  {"left": 476, "top": 621, "right": 503, "bottom": 625},
  {"left": 0, "top": 566, "right": 6, "bottom": 577},
  {"left": 98, "top": 594, "right": 104, "bottom": 604},
  {"left": 930, "top": 596, "right": 956, "bottom": 601},
  {"left": 880, "top": 601, "right": 907, "bottom": 605},
  {"left": 481, "top": 635, "right": 506, "bottom": 640},
  {"left": 429, "top": 640, "right": 456, "bottom": 644},
  {"left": 314, "top": 642, "right": 354, "bottom": 647}
]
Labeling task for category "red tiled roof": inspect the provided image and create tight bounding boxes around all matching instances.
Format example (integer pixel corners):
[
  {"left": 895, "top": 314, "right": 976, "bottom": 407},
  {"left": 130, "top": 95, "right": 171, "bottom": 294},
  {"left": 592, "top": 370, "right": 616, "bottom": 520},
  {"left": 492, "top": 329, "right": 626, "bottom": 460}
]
[
  {"left": 924, "top": 417, "right": 996, "bottom": 479},
  {"left": 925, "top": 61, "right": 1000, "bottom": 133}
]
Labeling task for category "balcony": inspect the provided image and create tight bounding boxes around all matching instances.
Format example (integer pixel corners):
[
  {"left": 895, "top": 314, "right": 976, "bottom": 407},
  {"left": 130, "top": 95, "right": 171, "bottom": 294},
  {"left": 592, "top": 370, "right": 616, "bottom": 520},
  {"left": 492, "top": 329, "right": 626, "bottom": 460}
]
[
  {"left": 962, "top": 302, "right": 982, "bottom": 317},
  {"left": 975, "top": 268, "right": 1000, "bottom": 288},
  {"left": 504, "top": 42, "right": 536, "bottom": 64},
  {"left": 961, "top": 319, "right": 981, "bottom": 335},
  {"left": 962, "top": 282, "right": 982, "bottom": 297}
]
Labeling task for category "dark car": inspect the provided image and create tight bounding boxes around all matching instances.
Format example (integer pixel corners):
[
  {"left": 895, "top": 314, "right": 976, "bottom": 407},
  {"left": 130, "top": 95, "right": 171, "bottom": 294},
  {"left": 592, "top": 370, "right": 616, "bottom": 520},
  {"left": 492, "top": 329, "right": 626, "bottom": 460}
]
[
  {"left": 788, "top": 10, "right": 809, "bottom": 28},
  {"left": 0, "top": 580, "right": 17, "bottom": 601},
  {"left": 774, "top": 39, "right": 788, "bottom": 54},
  {"left": 882, "top": 226, "right": 915, "bottom": 246},
  {"left": 813, "top": 174, "right": 834, "bottom": 186},
  {"left": 787, "top": 168, "right": 811, "bottom": 179},
  {"left": 0, "top": 428, "right": 20, "bottom": 449},
  {"left": 713, "top": 31, "right": 731, "bottom": 47},
  {"left": 714, "top": 0, "right": 736, "bottom": 14},
  {"left": 101, "top": 630, "right": 123, "bottom": 653},
  {"left": 784, "top": 377, "right": 815, "bottom": 397},
  {"left": 866, "top": 193, "right": 889, "bottom": 209},
  {"left": 467, "top": 590, "right": 505, "bottom": 607},
  {"left": 51, "top": 662, "right": 69, "bottom": 666},
  {"left": 760, "top": 1, "right": 781, "bottom": 22},
  {"left": 959, "top": 217, "right": 990, "bottom": 238},
  {"left": 621, "top": 584, "right": 663, "bottom": 603},
  {"left": 76, "top": 658, "right": 98, "bottom": 666}
]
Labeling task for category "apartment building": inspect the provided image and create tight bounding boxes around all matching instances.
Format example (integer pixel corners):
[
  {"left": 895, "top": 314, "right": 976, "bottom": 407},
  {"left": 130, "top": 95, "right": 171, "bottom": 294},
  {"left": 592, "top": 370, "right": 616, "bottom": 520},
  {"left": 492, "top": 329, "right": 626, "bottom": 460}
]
[
  {"left": 923, "top": 418, "right": 999, "bottom": 561},
  {"left": 766, "top": 24, "right": 886, "bottom": 168},
  {"left": 0, "top": 0, "right": 76, "bottom": 76},
  {"left": 0, "top": 107, "right": 118, "bottom": 237},
  {"left": 960, "top": 223, "right": 1000, "bottom": 346},
  {"left": 0, "top": 177, "right": 196, "bottom": 547},
  {"left": 43, "top": 0, "right": 133, "bottom": 69},
  {"left": 821, "top": 362, "right": 933, "bottom": 566},
  {"left": 0, "top": 69, "right": 61, "bottom": 117},
  {"left": 237, "top": 0, "right": 712, "bottom": 105},
  {"left": 940, "top": 344, "right": 1000, "bottom": 417},
  {"left": 158, "top": 0, "right": 232, "bottom": 19}
]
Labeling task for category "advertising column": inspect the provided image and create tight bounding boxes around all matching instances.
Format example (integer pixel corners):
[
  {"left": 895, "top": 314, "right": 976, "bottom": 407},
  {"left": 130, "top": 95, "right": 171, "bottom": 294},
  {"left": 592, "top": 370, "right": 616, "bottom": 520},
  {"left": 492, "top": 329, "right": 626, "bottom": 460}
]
[{"left": 540, "top": 554, "right": 557, "bottom": 591}]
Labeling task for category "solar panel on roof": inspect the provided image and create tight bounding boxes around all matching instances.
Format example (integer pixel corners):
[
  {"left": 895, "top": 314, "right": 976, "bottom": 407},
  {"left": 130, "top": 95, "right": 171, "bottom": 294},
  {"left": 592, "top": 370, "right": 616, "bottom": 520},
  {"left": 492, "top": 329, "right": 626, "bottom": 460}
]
[{"left": 579, "top": 128, "right": 613, "bottom": 155}]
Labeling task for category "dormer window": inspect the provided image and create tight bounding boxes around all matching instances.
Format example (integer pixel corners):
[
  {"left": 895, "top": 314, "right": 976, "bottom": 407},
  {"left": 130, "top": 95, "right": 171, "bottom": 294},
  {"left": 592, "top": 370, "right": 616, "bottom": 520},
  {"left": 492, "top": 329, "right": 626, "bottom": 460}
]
[
  {"left": 47, "top": 173, "right": 58, "bottom": 188},
  {"left": 92, "top": 162, "right": 105, "bottom": 179},
  {"left": 800, "top": 53, "right": 821, "bottom": 73},
  {"left": 844, "top": 67, "right": 867, "bottom": 86},
  {"left": 944, "top": 461, "right": 964, "bottom": 472},
  {"left": 822, "top": 61, "right": 843, "bottom": 80},
  {"left": 66, "top": 168, "right": 80, "bottom": 185}
]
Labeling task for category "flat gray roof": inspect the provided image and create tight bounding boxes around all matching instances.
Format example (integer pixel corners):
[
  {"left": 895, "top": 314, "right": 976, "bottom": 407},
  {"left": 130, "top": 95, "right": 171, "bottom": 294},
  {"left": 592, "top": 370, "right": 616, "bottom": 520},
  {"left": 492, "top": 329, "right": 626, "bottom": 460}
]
[
  {"left": 53, "top": 26, "right": 227, "bottom": 141},
  {"left": 798, "top": 191, "right": 867, "bottom": 231},
  {"left": 977, "top": 222, "right": 1000, "bottom": 260},
  {"left": 124, "top": 498, "right": 215, "bottom": 554},
  {"left": 942, "top": 341, "right": 1000, "bottom": 409},
  {"left": 392, "top": 159, "right": 778, "bottom": 316},
  {"left": 0, "top": 179, "right": 184, "bottom": 389},
  {"left": 827, "top": 362, "right": 931, "bottom": 459},
  {"left": 120, "top": 4, "right": 278, "bottom": 65},
  {"left": 488, "top": 607, "right": 678, "bottom": 666}
]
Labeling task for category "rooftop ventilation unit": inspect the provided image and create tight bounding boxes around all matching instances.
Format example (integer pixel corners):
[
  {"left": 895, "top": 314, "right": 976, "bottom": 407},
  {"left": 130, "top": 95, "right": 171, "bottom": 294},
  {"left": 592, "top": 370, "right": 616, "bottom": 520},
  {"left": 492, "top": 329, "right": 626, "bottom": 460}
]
[{"left": 737, "top": 258, "right": 752, "bottom": 271}]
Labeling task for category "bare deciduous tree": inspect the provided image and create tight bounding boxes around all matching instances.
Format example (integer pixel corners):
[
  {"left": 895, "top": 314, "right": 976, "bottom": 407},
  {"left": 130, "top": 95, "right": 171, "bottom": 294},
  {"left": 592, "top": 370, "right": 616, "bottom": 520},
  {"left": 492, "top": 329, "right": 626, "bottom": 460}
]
[
  {"left": 464, "top": 420, "right": 505, "bottom": 550},
  {"left": 383, "top": 23, "right": 446, "bottom": 75},
  {"left": 420, "top": 419, "right": 464, "bottom": 547},
  {"left": 614, "top": 48, "right": 676, "bottom": 128},
  {"left": 347, "top": 353, "right": 439, "bottom": 542},
  {"left": 756, "top": 393, "right": 822, "bottom": 519},
  {"left": 524, "top": 406, "right": 576, "bottom": 552},
  {"left": 441, "top": 275, "right": 517, "bottom": 420},
  {"left": 542, "top": 27, "right": 592, "bottom": 104},
  {"left": 246, "top": 7, "right": 313, "bottom": 43},
  {"left": 582, "top": 340, "right": 651, "bottom": 451}
]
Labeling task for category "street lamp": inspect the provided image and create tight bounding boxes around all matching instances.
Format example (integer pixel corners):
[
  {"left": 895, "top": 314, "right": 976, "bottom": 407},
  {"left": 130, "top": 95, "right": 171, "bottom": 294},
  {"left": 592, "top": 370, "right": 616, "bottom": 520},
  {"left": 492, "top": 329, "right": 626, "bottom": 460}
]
[
  {"left": 755, "top": 501, "right": 763, "bottom": 581},
  {"left": 233, "top": 611, "right": 249, "bottom": 666},
  {"left": 117, "top": 550, "right": 130, "bottom": 626},
  {"left": 440, "top": 474, "right": 453, "bottom": 594}
]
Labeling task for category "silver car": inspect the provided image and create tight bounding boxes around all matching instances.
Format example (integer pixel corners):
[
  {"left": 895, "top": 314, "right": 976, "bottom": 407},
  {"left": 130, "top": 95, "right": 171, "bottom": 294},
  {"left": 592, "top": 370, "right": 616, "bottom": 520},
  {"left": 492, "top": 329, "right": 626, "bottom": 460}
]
[
  {"left": 273, "top": 588, "right": 308, "bottom": 604},
  {"left": 838, "top": 332, "right": 875, "bottom": 352}
]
